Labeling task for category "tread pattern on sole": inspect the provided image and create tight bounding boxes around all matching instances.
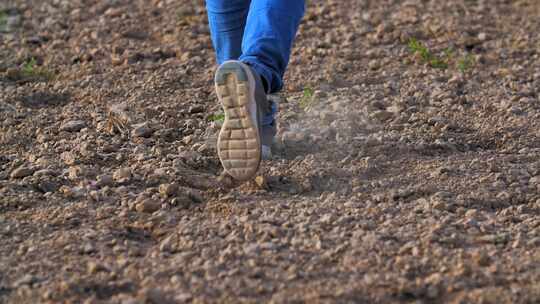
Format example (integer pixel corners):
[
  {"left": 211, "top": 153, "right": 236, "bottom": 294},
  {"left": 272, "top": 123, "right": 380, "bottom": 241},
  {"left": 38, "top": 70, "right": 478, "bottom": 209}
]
[{"left": 216, "top": 62, "right": 261, "bottom": 181}]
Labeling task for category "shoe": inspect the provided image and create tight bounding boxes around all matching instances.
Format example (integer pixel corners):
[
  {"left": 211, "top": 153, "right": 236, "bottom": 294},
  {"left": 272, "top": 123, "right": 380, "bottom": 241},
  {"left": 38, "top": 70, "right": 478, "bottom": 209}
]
[
  {"left": 215, "top": 60, "right": 266, "bottom": 181},
  {"left": 261, "top": 121, "right": 277, "bottom": 160}
]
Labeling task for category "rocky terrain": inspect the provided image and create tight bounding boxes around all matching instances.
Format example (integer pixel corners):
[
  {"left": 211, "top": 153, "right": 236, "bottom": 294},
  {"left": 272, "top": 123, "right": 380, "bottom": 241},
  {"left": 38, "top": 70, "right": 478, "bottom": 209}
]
[{"left": 1, "top": 0, "right": 540, "bottom": 303}]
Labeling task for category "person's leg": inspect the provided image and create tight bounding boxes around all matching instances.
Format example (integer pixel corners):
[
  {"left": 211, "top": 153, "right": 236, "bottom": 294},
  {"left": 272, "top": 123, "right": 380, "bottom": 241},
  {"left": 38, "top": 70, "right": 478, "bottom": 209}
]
[
  {"left": 239, "top": 0, "right": 305, "bottom": 94},
  {"left": 211, "top": 0, "right": 305, "bottom": 181},
  {"left": 205, "top": 0, "right": 251, "bottom": 64}
]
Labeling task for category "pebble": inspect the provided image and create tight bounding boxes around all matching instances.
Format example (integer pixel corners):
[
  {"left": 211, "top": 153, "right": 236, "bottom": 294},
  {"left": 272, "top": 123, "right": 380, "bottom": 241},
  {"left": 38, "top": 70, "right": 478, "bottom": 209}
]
[
  {"left": 254, "top": 175, "right": 269, "bottom": 190},
  {"left": 370, "top": 110, "right": 394, "bottom": 122},
  {"left": 13, "top": 274, "right": 38, "bottom": 288},
  {"left": 113, "top": 168, "right": 132, "bottom": 184},
  {"left": 33, "top": 169, "right": 57, "bottom": 177},
  {"left": 10, "top": 167, "right": 35, "bottom": 179},
  {"left": 131, "top": 123, "right": 153, "bottom": 138},
  {"left": 171, "top": 195, "right": 193, "bottom": 209},
  {"left": 135, "top": 199, "right": 161, "bottom": 213},
  {"left": 87, "top": 261, "right": 107, "bottom": 274},
  {"left": 189, "top": 105, "right": 204, "bottom": 113},
  {"left": 159, "top": 183, "right": 179, "bottom": 197},
  {"left": 139, "top": 288, "right": 172, "bottom": 304},
  {"left": 159, "top": 235, "right": 177, "bottom": 253},
  {"left": 60, "top": 120, "right": 86, "bottom": 132},
  {"left": 96, "top": 174, "right": 114, "bottom": 187}
]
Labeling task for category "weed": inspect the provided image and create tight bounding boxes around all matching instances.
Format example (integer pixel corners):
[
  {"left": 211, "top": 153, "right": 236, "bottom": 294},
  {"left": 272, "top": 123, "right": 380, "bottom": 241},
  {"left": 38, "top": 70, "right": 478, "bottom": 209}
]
[
  {"left": 457, "top": 53, "right": 475, "bottom": 73},
  {"left": 20, "top": 57, "right": 54, "bottom": 81},
  {"left": 407, "top": 38, "right": 477, "bottom": 73},
  {"left": 0, "top": 10, "right": 7, "bottom": 32},
  {"left": 408, "top": 38, "right": 430, "bottom": 61},
  {"left": 6, "top": 58, "right": 55, "bottom": 82},
  {"left": 22, "top": 58, "right": 37, "bottom": 76},
  {"left": 407, "top": 38, "right": 448, "bottom": 69},
  {"left": 299, "top": 86, "right": 315, "bottom": 109},
  {"left": 209, "top": 113, "right": 225, "bottom": 122}
]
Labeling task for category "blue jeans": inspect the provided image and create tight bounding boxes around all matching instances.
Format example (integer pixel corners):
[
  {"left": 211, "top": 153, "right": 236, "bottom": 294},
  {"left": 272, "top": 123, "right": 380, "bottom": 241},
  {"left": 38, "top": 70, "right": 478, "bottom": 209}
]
[{"left": 206, "top": 0, "right": 305, "bottom": 125}]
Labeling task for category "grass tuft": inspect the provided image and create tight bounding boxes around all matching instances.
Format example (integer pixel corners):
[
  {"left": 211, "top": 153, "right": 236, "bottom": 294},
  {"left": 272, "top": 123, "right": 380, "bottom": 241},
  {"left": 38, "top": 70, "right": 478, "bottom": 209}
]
[
  {"left": 5, "top": 57, "right": 55, "bottom": 82},
  {"left": 299, "top": 86, "right": 315, "bottom": 110},
  {"left": 457, "top": 53, "right": 475, "bottom": 73},
  {"left": 407, "top": 38, "right": 448, "bottom": 69},
  {"left": 407, "top": 38, "right": 476, "bottom": 73},
  {"left": 0, "top": 10, "right": 7, "bottom": 32},
  {"left": 208, "top": 113, "right": 225, "bottom": 122}
]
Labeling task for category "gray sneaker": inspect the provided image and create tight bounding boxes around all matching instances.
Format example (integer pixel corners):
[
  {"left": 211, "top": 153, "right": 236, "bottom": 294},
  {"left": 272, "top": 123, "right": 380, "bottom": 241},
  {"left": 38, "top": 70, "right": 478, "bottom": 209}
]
[
  {"left": 215, "top": 60, "right": 271, "bottom": 181},
  {"left": 261, "top": 121, "right": 277, "bottom": 159}
]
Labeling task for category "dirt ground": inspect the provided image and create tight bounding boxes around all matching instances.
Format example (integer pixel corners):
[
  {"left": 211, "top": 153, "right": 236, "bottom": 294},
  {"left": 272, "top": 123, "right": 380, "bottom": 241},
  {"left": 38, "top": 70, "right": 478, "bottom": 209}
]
[{"left": 1, "top": 0, "right": 540, "bottom": 303}]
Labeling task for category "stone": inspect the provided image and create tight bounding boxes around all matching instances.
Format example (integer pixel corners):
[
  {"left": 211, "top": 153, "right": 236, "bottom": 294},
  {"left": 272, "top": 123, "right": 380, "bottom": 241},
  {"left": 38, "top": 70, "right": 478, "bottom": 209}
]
[
  {"left": 170, "top": 195, "right": 192, "bottom": 209},
  {"left": 113, "top": 168, "right": 132, "bottom": 184},
  {"left": 159, "top": 235, "right": 177, "bottom": 253},
  {"left": 87, "top": 261, "right": 107, "bottom": 274},
  {"left": 13, "top": 274, "right": 38, "bottom": 287},
  {"left": 135, "top": 200, "right": 160, "bottom": 213},
  {"left": 188, "top": 105, "right": 204, "bottom": 113},
  {"left": 10, "top": 167, "right": 35, "bottom": 179},
  {"left": 370, "top": 110, "right": 394, "bottom": 122},
  {"left": 82, "top": 243, "right": 96, "bottom": 254},
  {"left": 254, "top": 175, "right": 269, "bottom": 190},
  {"left": 131, "top": 123, "right": 153, "bottom": 138},
  {"left": 96, "top": 174, "right": 114, "bottom": 187},
  {"left": 139, "top": 288, "right": 173, "bottom": 304},
  {"left": 159, "top": 183, "right": 179, "bottom": 198},
  {"left": 37, "top": 179, "right": 59, "bottom": 193},
  {"left": 60, "top": 120, "right": 86, "bottom": 132}
]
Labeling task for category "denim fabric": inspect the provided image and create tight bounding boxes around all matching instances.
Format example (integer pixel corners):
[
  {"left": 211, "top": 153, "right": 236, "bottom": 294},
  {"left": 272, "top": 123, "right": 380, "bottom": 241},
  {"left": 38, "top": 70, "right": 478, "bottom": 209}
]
[{"left": 206, "top": 0, "right": 304, "bottom": 125}]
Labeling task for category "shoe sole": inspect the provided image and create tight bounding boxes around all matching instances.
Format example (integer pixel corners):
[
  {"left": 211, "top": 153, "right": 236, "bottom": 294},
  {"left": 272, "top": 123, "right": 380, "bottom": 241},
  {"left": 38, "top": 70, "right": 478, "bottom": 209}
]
[{"left": 215, "top": 61, "right": 261, "bottom": 181}]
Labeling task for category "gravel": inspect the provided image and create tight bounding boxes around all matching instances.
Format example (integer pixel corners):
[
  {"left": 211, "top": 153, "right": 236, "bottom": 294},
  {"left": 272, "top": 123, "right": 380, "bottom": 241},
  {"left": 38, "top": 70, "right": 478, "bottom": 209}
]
[{"left": 1, "top": 0, "right": 540, "bottom": 303}]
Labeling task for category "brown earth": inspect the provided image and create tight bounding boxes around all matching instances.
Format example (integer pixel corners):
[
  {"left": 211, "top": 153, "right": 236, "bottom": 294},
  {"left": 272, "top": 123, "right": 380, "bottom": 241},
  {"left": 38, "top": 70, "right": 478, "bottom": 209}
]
[{"left": 1, "top": 0, "right": 540, "bottom": 303}]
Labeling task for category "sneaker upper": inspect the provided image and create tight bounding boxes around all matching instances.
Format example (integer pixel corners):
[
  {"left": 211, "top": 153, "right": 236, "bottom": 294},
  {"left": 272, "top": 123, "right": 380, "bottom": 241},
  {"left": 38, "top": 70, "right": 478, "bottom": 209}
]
[{"left": 245, "top": 64, "right": 278, "bottom": 156}]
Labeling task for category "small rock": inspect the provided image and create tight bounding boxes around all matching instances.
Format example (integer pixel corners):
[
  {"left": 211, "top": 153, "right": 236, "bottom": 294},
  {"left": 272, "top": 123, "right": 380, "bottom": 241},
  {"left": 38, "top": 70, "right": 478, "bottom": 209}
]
[
  {"left": 10, "top": 167, "right": 35, "bottom": 179},
  {"left": 96, "top": 174, "right": 114, "bottom": 187},
  {"left": 529, "top": 176, "right": 540, "bottom": 185},
  {"left": 527, "top": 237, "right": 540, "bottom": 247},
  {"left": 473, "top": 251, "right": 491, "bottom": 267},
  {"left": 60, "top": 151, "right": 78, "bottom": 165},
  {"left": 135, "top": 200, "right": 161, "bottom": 213},
  {"left": 170, "top": 195, "right": 193, "bottom": 209},
  {"left": 254, "top": 175, "right": 269, "bottom": 190},
  {"left": 430, "top": 191, "right": 454, "bottom": 211},
  {"left": 370, "top": 110, "right": 394, "bottom": 122},
  {"left": 189, "top": 105, "right": 204, "bottom": 114},
  {"left": 478, "top": 32, "right": 487, "bottom": 41},
  {"left": 82, "top": 243, "right": 96, "bottom": 254},
  {"left": 37, "top": 179, "right": 59, "bottom": 193},
  {"left": 87, "top": 261, "right": 107, "bottom": 274},
  {"left": 131, "top": 123, "right": 153, "bottom": 138},
  {"left": 159, "top": 235, "right": 177, "bottom": 253},
  {"left": 159, "top": 183, "right": 179, "bottom": 197},
  {"left": 185, "top": 188, "right": 204, "bottom": 203},
  {"left": 60, "top": 120, "right": 86, "bottom": 132},
  {"left": 13, "top": 274, "right": 38, "bottom": 288},
  {"left": 33, "top": 169, "right": 57, "bottom": 177},
  {"left": 139, "top": 288, "right": 172, "bottom": 304},
  {"left": 113, "top": 168, "right": 132, "bottom": 184}
]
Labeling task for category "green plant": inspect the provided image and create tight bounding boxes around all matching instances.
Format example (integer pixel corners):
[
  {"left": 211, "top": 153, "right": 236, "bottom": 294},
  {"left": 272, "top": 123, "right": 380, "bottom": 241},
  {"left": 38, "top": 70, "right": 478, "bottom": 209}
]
[
  {"left": 208, "top": 113, "right": 225, "bottom": 122},
  {"left": 299, "top": 86, "right": 315, "bottom": 109},
  {"left": 0, "top": 10, "right": 7, "bottom": 32},
  {"left": 20, "top": 57, "right": 54, "bottom": 81},
  {"left": 457, "top": 53, "right": 475, "bottom": 73},
  {"left": 407, "top": 38, "right": 448, "bottom": 69},
  {"left": 4, "top": 58, "right": 52, "bottom": 82},
  {"left": 22, "top": 57, "right": 37, "bottom": 75}
]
